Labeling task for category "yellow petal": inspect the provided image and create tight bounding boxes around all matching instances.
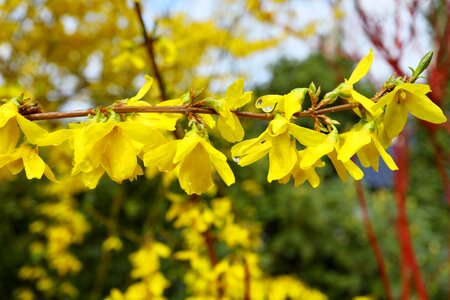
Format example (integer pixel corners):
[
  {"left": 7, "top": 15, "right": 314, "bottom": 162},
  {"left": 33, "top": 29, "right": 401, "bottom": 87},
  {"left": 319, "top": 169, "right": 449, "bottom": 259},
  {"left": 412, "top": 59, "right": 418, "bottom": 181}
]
[
  {"left": 144, "top": 140, "right": 178, "bottom": 171},
  {"left": 16, "top": 115, "right": 49, "bottom": 145},
  {"left": 173, "top": 132, "right": 201, "bottom": 164},
  {"left": 383, "top": 99, "right": 408, "bottom": 139},
  {"left": 267, "top": 133, "right": 297, "bottom": 182},
  {"left": 231, "top": 129, "right": 268, "bottom": 158},
  {"left": 405, "top": 92, "right": 447, "bottom": 124},
  {"left": 201, "top": 140, "right": 235, "bottom": 186},
  {"left": 21, "top": 146, "right": 45, "bottom": 180},
  {"left": 255, "top": 95, "right": 282, "bottom": 112},
  {"left": 371, "top": 136, "right": 398, "bottom": 170},
  {"left": 337, "top": 129, "right": 372, "bottom": 162},
  {"left": 226, "top": 79, "right": 244, "bottom": 99},
  {"left": 288, "top": 123, "right": 327, "bottom": 147},
  {"left": 348, "top": 49, "right": 373, "bottom": 84},
  {"left": 328, "top": 149, "right": 349, "bottom": 181},
  {"left": 178, "top": 144, "right": 213, "bottom": 195},
  {"left": 218, "top": 114, "right": 244, "bottom": 143},
  {"left": 300, "top": 137, "right": 335, "bottom": 169},
  {"left": 237, "top": 140, "right": 271, "bottom": 166},
  {"left": 401, "top": 83, "right": 431, "bottom": 95},
  {"left": 82, "top": 167, "right": 105, "bottom": 189},
  {"left": 269, "top": 115, "right": 289, "bottom": 136},
  {"left": 283, "top": 88, "right": 306, "bottom": 119},
  {"left": 128, "top": 75, "right": 153, "bottom": 103},
  {"left": 0, "top": 118, "right": 20, "bottom": 154},
  {"left": 100, "top": 128, "right": 138, "bottom": 182},
  {"left": 350, "top": 90, "right": 376, "bottom": 115},
  {"left": 372, "top": 90, "right": 395, "bottom": 112},
  {"left": 0, "top": 101, "right": 19, "bottom": 127},
  {"left": 357, "top": 142, "right": 379, "bottom": 171}
]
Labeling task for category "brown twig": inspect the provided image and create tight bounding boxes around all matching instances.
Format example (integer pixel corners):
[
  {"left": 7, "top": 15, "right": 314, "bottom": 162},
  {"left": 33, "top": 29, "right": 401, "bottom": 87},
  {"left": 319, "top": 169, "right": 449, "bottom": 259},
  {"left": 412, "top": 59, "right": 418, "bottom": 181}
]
[
  {"left": 355, "top": 181, "right": 394, "bottom": 300},
  {"left": 23, "top": 102, "right": 361, "bottom": 122},
  {"left": 134, "top": 1, "right": 168, "bottom": 101}
]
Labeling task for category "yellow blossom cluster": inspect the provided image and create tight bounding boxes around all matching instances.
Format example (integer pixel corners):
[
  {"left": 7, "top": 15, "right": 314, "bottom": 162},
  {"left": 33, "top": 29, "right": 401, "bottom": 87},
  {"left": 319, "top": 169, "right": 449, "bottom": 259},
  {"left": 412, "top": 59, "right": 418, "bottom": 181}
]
[
  {"left": 0, "top": 51, "right": 446, "bottom": 196},
  {"left": 106, "top": 241, "right": 171, "bottom": 300},
  {"left": 165, "top": 194, "right": 327, "bottom": 299},
  {"left": 16, "top": 197, "right": 90, "bottom": 299}
]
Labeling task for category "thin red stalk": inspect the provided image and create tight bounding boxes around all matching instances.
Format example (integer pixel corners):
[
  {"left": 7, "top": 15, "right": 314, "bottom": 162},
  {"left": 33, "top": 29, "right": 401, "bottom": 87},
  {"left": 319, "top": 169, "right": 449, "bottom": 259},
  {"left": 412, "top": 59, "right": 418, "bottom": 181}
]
[
  {"left": 355, "top": 181, "right": 394, "bottom": 300},
  {"left": 429, "top": 131, "right": 450, "bottom": 203},
  {"left": 394, "top": 130, "right": 429, "bottom": 300},
  {"left": 243, "top": 257, "right": 251, "bottom": 300}
]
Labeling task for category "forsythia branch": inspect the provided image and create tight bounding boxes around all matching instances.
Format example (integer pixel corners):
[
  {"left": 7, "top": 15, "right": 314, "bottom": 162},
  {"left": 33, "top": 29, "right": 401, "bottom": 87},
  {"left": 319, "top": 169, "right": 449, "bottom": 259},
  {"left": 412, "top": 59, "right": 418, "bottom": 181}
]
[{"left": 23, "top": 103, "right": 361, "bottom": 121}]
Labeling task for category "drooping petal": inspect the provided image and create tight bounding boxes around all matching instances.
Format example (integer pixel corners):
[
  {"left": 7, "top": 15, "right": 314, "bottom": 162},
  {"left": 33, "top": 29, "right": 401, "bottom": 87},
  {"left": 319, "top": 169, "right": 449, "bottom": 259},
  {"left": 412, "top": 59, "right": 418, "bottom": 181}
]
[
  {"left": 337, "top": 128, "right": 372, "bottom": 162},
  {"left": 218, "top": 114, "right": 244, "bottom": 143},
  {"left": 282, "top": 88, "right": 307, "bottom": 119},
  {"left": 144, "top": 141, "right": 178, "bottom": 171},
  {"left": 405, "top": 92, "right": 447, "bottom": 124},
  {"left": 300, "top": 134, "right": 336, "bottom": 168},
  {"left": 128, "top": 75, "right": 153, "bottom": 103},
  {"left": 401, "top": 83, "right": 431, "bottom": 95},
  {"left": 372, "top": 90, "right": 395, "bottom": 112},
  {"left": 267, "top": 133, "right": 297, "bottom": 182},
  {"left": 0, "top": 118, "right": 20, "bottom": 154},
  {"left": 178, "top": 144, "right": 213, "bottom": 194},
  {"left": 350, "top": 90, "right": 376, "bottom": 115},
  {"left": 82, "top": 167, "right": 105, "bottom": 189},
  {"left": 16, "top": 114, "right": 49, "bottom": 144},
  {"left": 100, "top": 128, "right": 139, "bottom": 182},
  {"left": 21, "top": 146, "right": 46, "bottom": 180},
  {"left": 269, "top": 115, "right": 289, "bottom": 136},
  {"left": 348, "top": 49, "right": 374, "bottom": 84},
  {"left": 371, "top": 136, "right": 398, "bottom": 170},
  {"left": 0, "top": 101, "right": 19, "bottom": 127},
  {"left": 201, "top": 140, "right": 235, "bottom": 186},
  {"left": 173, "top": 132, "right": 201, "bottom": 163},
  {"left": 288, "top": 123, "right": 327, "bottom": 147},
  {"left": 383, "top": 99, "right": 408, "bottom": 139},
  {"left": 237, "top": 140, "right": 271, "bottom": 166}
]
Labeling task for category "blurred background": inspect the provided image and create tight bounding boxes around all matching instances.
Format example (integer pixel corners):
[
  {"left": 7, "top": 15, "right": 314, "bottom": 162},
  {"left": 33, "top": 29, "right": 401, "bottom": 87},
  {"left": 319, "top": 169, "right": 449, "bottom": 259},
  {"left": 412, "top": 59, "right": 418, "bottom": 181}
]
[{"left": 0, "top": 0, "right": 448, "bottom": 299}]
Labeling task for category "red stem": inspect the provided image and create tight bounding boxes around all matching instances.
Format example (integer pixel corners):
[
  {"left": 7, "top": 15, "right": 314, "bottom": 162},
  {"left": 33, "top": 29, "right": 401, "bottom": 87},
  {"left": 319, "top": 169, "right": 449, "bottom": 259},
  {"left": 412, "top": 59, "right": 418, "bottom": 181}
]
[
  {"left": 394, "top": 130, "right": 429, "bottom": 300},
  {"left": 243, "top": 257, "right": 251, "bottom": 300},
  {"left": 355, "top": 181, "right": 394, "bottom": 300}
]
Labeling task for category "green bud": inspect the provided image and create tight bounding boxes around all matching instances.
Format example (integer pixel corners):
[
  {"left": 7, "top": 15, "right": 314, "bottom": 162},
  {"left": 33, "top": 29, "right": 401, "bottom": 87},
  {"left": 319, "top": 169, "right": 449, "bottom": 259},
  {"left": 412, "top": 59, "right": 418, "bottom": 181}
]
[
  {"left": 309, "top": 82, "right": 316, "bottom": 94},
  {"left": 410, "top": 51, "right": 433, "bottom": 83}
]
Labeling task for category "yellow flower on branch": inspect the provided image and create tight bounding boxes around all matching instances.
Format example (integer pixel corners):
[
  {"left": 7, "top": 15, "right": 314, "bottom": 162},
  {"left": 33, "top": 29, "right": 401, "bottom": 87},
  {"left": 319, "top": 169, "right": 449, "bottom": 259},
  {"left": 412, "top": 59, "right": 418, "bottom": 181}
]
[
  {"left": 0, "top": 144, "right": 58, "bottom": 182},
  {"left": 299, "top": 129, "right": 364, "bottom": 181},
  {"left": 232, "top": 115, "right": 360, "bottom": 183},
  {"left": 338, "top": 49, "right": 376, "bottom": 114},
  {"left": 337, "top": 121, "right": 398, "bottom": 171},
  {"left": 213, "top": 79, "right": 252, "bottom": 142},
  {"left": 144, "top": 128, "right": 235, "bottom": 195},
  {"left": 372, "top": 83, "right": 447, "bottom": 139},
  {"left": 255, "top": 87, "right": 308, "bottom": 119}
]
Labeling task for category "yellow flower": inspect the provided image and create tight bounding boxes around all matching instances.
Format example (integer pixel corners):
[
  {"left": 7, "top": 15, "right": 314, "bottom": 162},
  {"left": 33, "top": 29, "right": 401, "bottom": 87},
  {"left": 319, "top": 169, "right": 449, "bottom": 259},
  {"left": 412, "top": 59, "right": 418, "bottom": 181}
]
[
  {"left": 372, "top": 83, "right": 447, "bottom": 139},
  {"left": 0, "top": 144, "right": 58, "bottom": 182},
  {"left": 231, "top": 115, "right": 297, "bottom": 182},
  {"left": 255, "top": 87, "right": 308, "bottom": 119},
  {"left": 339, "top": 49, "right": 376, "bottom": 114},
  {"left": 214, "top": 79, "right": 252, "bottom": 142},
  {"left": 0, "top": 99, "right": 71, "bottom": 180},
  {"left": 337, "top": 121, "right": 398, "bottom": 171},
  {"left": 144, "top": 129, "right": 235, "bottom": 195},
  {"left": 279, "top": 150, "right": 322, "bottom": 187},
  {"left": 233, "top": 115, "right": 362, "bottom": 183},
  {"left": 300, "top": 129, "right": 364, "bottom": 181},
  {"left": 70, "top": 115, "right": 169, "bottom": 189}
]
